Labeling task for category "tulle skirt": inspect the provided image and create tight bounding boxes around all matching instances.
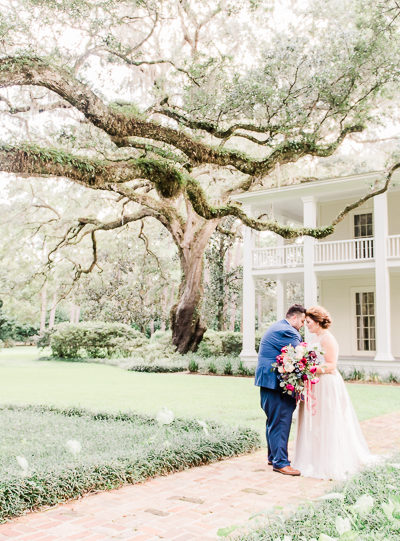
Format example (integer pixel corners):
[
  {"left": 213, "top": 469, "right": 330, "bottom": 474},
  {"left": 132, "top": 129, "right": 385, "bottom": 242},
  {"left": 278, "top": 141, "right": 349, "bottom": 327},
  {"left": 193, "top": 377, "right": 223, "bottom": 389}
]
[{"left": 292, "top": 371, "right": 374, "bottom": 480}]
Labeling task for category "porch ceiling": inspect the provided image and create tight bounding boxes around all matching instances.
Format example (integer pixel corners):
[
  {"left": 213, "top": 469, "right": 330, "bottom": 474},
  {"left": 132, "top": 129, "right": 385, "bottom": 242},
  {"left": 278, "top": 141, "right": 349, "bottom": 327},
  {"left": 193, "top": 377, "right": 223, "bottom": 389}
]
[{"left": 232, "top": 170, "right": 400, "bottom": 220}]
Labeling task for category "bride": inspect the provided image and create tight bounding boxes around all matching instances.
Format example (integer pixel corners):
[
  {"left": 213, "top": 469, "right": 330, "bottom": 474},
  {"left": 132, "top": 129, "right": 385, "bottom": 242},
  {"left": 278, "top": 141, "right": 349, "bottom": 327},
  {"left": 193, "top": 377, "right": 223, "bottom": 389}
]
[{"left": 293, "top": 305, "right": 374, "bottom": 480}]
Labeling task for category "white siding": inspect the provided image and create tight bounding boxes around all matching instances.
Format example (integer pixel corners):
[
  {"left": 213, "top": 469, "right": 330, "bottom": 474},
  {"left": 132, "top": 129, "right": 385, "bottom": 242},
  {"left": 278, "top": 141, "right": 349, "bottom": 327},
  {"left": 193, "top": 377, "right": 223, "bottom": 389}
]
[
  {"left": 390, "top": 273, "right": 400, "bottom": 357},
  {"left": 319, "top": 275, "right": 375, "bottom": 357},
  {"left": 318, "top": 198, "right": 373, "bottom": 242},
  {"left": 388, "top": 191, "right": 400, "bottom": 236}
]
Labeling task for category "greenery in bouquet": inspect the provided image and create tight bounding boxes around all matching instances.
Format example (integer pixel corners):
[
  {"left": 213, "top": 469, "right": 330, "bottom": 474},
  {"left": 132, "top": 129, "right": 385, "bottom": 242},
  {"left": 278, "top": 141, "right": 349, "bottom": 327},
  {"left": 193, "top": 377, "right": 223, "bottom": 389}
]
[{"left": 272, "top": 343, "right": 323, "bottom": 397}]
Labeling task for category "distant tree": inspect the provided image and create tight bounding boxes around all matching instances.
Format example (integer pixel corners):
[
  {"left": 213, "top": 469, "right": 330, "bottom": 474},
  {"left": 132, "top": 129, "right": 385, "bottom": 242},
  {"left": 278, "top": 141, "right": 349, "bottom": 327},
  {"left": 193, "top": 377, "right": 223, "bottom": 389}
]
[{"left": 1, "top": 0, "right": 400, "bottom": 351}]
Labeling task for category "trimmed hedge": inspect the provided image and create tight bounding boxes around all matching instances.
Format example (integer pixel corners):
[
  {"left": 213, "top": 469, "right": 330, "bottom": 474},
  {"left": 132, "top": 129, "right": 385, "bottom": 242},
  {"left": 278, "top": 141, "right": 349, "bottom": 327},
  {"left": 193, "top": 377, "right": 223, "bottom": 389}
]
[
  {"left": 50, "top": 322, "right": 148, "bottom": 358},
  {"left": 196, "top": 330, "right": 263, "bottom": 357},
  {"left": 0, "top": 405, "right": 260, "bottom": 522},
  {"left": 128, "top": 364, "right": 186, "bottom": 373}
]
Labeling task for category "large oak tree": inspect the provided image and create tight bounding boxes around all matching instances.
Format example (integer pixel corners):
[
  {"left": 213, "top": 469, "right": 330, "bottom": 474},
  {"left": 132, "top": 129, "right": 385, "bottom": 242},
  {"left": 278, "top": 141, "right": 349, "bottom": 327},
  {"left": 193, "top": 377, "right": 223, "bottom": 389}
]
[{"left": 0, "top": 0, "right": 399, "bottom": 352}]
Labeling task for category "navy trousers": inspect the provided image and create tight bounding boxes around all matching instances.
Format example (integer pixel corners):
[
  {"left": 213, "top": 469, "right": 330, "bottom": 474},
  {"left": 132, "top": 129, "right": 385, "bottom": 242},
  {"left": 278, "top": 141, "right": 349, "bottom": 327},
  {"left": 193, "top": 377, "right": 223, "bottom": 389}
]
[{"left": 260, "top": 387, "right": 296, "bottom": 469}]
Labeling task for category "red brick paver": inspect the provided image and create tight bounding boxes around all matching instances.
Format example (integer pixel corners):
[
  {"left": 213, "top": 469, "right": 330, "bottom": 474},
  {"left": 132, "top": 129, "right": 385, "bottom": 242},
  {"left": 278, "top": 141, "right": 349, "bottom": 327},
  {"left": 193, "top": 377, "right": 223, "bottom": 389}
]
[{"left": 0, "top": 412, "right": 399, "bottom": 541}]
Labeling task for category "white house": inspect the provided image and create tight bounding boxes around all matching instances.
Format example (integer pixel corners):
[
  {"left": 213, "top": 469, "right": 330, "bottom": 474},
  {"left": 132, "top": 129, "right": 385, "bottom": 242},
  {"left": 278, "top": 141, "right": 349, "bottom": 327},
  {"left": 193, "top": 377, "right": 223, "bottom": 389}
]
[{"left": 233, "top": 170, "right": 400, "bottom": 374}]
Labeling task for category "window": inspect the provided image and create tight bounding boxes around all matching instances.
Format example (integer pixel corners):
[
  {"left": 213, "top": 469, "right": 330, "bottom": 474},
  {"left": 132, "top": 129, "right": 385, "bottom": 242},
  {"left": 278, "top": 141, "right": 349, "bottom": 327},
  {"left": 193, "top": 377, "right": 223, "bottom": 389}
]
[
  {"left": 355, "top": 291, "right": 375, "bottom": 351},
  {"left": 354, "top": 213, "right": 373, "bottom": 259},
  {"left": 354, "top": 213, "right": 373, "bottom": 238}
]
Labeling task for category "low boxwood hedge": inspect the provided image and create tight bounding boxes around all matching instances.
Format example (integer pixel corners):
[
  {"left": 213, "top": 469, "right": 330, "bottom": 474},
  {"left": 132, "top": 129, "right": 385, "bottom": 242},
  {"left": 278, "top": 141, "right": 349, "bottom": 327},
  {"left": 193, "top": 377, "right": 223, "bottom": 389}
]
[
  {"left": 0, "top": 404, "right": 260, "bottom": 522},
  {"left": 50, "top": 322, "right": 148, "bottom": 358}
]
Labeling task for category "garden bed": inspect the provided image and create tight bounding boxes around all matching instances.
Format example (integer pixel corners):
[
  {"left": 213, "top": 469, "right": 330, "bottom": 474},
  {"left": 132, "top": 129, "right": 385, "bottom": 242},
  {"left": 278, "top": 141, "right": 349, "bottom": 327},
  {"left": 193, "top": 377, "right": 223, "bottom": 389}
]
[
  {"left": 234, "top": 456, "right": 400, "bottom": 540},
  {"left": 0, "top": 404, "right": 260, "bottom": 522}
]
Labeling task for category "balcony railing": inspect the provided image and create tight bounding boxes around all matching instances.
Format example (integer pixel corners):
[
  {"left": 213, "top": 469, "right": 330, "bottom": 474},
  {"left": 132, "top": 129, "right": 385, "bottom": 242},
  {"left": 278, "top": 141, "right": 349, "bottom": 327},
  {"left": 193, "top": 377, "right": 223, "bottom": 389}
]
[
  {"left": 253, "top": 244, "right": 304, "bottom": 269},
  {"left": 315, "top": 237, "right": 374, "bottom": 264},
  {"left": 253, "top": 234, "right": 400, "bottom": 270},
  {"left": 388, "top": 234, "right": 400, "bottom": 259}
]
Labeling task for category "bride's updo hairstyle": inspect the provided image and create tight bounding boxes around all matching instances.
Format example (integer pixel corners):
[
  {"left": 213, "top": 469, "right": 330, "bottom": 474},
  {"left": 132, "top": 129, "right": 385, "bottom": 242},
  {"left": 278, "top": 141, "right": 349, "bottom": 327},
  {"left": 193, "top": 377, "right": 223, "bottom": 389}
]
[{"left": 306, "top": 305, "right": 332, "bottom": 329}]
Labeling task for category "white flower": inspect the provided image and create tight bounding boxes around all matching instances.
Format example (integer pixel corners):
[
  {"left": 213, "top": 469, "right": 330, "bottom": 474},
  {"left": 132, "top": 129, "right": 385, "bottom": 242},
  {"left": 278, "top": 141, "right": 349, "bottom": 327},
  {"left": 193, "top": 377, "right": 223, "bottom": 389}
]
[
  {"left": 16, "top": 455, "right": 29, "bottom": 475},
  {"left": 318, "top": 535, "right": 337, "bottom": 541},
  {"left": 388, "top": 463, "right": 400, "bottom": 469},
  {"left": 318, "top": 492, "right": 345, "bottom": 501},
  {"left": 285, "top": 363, "right": 295, "bottom": 373},
  {"left": 65, "top": 439, "right": 82, "bottom": 456},
  {"left": 278, "top": 366, "right": 285, "bottom": 373},
  {"left": 335, "top": 516, "right": 351, "bottom": 536},
  {"left": 349, "top": 494, "right": 374, "bottom": 516},
  {"left": 197, "top": 420, "right": 209, "bottom": 436},
  {"left": 381, "top": 499, "right": 395, "bottom": 521},
  {"left": 156, "top": 407, "right": 174, "bottom": 425}
]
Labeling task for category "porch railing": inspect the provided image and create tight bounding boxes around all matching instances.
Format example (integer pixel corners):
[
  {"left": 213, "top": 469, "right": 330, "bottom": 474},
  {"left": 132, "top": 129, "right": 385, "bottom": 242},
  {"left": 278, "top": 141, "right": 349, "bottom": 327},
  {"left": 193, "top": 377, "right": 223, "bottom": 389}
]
[
  {"left": 253, "top": 244, "right": 304, "bottom": 269},
  {"left": 253, "top": 234, "right": 400, "bottom": 270},
  {"left": 314, "top": 237, "right": 374, "bottom": 264},
  {"left": 388, "top": 234, "right": 400, "bottom": 259}
]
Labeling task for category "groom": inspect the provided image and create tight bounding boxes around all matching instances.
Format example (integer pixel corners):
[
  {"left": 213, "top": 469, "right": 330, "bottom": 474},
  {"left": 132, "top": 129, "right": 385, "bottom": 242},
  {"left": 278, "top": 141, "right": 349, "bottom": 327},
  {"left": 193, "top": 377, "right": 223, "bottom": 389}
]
[{"left": 255, "top": 304, "right": 306, "bottom": 476}]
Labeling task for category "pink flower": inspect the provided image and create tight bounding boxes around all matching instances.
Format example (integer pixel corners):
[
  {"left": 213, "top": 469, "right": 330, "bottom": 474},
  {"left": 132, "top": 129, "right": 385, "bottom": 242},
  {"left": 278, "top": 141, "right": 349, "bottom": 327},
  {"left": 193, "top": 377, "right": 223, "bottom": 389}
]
[
  {"left": 310, "top": 378, "right": 320, "bottom": 384},
  {"left": 301, "top": 374, "right": 308, "bottom": 381},
  {"left": 286, "top": 384, "right": 295, "bottom": 392},
  {"left": 281, "top": 346, "right": 288, "bottom": 352},
  {"left": 310, "top": 366, "right": 317, "bottom": 374},
  {"left": 300, "top": 342, "right": 307, "bottom": 346}
]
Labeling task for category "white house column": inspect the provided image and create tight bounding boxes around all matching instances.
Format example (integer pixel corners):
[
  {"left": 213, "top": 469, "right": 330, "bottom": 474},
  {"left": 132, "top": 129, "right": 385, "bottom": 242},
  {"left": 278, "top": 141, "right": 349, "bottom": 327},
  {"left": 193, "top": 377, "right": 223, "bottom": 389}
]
[
  {"left": 276, "top": 277, "right": 287, "bottom": 320},
  {"left": 302, "top": 196, "right": 318, "bottom": 308},
  {"left": 373, "top": 193, "right": 394, "bottom": 361},
  {"left": 240, "top": 211, "right": 258, "bottom": 365}
]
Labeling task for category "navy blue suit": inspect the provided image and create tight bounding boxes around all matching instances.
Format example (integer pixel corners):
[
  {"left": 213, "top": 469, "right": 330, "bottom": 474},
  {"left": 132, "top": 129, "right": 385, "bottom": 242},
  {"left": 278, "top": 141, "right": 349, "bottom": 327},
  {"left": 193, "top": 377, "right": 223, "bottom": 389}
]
[{"left": 255, "top": 319, "right": 302, "bottom": 468}]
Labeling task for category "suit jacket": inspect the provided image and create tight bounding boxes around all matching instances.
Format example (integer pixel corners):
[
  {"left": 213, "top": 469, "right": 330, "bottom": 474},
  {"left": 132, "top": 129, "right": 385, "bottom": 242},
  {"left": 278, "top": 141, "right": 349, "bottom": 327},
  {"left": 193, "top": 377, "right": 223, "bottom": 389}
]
[{"left": 255, "top": 319, "right": 302, "bottom": 390}]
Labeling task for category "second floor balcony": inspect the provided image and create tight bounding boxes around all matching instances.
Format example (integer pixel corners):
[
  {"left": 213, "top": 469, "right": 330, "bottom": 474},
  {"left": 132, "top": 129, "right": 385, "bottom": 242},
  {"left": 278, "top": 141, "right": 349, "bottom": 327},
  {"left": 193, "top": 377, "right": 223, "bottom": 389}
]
[{"left": 252, "top": 234, "right": 400, "bottom": 271}]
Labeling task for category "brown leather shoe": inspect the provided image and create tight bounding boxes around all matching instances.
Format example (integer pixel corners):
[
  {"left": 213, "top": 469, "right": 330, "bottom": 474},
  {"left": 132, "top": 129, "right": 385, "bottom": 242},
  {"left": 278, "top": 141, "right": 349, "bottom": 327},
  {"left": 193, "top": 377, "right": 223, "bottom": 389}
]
[
  {"left": 267, "top": 461, "right": 272, "bottom": 465},
  {"left": 273, "top": 465, "right": 300, "bottom": 476}
]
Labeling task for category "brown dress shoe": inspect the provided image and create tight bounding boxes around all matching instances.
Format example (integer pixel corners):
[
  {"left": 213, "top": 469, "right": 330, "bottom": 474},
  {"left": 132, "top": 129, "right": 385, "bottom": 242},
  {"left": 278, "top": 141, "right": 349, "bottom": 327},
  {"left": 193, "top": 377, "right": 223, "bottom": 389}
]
[
  {"left": 273, "top": 465, "right": 301, "bottom": 476},
  {"left": 268, "top": 461, "right": 272, "bottom": 465}
]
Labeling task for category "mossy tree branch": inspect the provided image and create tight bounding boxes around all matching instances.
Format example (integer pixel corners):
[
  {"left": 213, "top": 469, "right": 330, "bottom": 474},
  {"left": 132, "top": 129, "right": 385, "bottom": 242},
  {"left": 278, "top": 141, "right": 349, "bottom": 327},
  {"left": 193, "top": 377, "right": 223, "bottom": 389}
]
[
  {"left": 1, "top": 143, "right": 395, "bottom": 241},
  {"left": 0, "top": 56, "right": 365, "bottom": 178}
]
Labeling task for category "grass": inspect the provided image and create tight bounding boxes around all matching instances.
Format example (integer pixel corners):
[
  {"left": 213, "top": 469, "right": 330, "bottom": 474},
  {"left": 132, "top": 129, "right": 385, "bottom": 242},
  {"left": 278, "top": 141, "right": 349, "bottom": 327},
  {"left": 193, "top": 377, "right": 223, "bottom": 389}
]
[
  {"left": 234, "top": 457, "right": 400, "bottom": 540},
  {"left": 0, "top": 404, "right": 259, "bottom": 522},
  {"left": 1, "top": 347, "right": 400, "bottom": 443}
]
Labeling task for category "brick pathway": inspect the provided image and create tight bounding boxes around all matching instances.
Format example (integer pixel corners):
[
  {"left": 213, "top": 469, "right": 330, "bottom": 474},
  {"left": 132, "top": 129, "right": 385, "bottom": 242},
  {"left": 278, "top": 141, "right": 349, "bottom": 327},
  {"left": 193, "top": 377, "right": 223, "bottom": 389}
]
[{"left": 0, "top": 412, "right": 399, "bottom": 541}]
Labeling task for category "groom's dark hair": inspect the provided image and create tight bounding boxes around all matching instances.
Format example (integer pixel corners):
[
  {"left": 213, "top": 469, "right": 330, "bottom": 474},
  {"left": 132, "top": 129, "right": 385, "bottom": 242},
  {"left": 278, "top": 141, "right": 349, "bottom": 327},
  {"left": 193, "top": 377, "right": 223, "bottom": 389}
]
[{"left": 286, "top": 304, "right": 306, "bottom": 318}]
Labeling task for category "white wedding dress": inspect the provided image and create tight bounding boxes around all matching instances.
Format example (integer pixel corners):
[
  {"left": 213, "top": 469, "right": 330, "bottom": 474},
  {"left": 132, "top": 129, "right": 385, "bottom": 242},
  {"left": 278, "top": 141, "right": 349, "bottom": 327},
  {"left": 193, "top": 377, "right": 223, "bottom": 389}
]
[{"left": 292, "top": 341, "right": 374, "bottom": 481}]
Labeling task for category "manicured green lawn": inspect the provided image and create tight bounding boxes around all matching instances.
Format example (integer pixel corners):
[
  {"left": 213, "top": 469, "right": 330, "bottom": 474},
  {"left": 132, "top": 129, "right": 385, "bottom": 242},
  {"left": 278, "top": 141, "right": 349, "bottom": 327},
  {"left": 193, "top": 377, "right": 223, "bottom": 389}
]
[{"left": 1, "top": 347, "right": 400, "bottom": 441}]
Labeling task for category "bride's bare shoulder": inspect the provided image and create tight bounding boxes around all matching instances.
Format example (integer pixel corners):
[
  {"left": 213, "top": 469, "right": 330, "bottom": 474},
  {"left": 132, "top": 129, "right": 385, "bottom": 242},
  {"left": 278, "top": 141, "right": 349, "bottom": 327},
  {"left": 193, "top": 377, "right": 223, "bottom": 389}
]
[{"left": 320, "top": 331, "right": 338, "bottom": 349}]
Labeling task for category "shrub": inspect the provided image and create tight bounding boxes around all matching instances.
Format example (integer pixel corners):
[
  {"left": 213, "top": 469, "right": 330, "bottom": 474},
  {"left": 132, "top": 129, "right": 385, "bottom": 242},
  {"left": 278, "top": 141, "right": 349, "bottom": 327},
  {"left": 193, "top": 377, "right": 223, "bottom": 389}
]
[
  {"left": 237, "top": 360, "right": 251, "bottom": 376},
  {"left": 255, "top": 331, "right": 263, "bottom": 352},
  {"left": 343, "top": 368, "right": 366, "bottom": 381},
  {"left": 50, "top": 322, "right": 148, "bottom": 359},
  {"left": 197, "top": 330, "right": 224, "bottom": 356},
  {"left": 0, "top": 404, "right": 260, "bottom": 523},
  {"left": 219, "top": 331, "right": 242, "bottom": 355},
  {"left": 196, "top": 330, "right": 245, "bottom": 357},
  {"left": 128, "top": 365, "right": 186, "bottom": 373},
  {"left": 367, "top": 371, "right": 382, "bottom": 383},
  {"left": 150, "top": 330, "right": 172, "bottom": 345},
  {"left": 188, "top": 359, "right": 199, "bottom": 372},
  {"left": 36, "top": 328, "right": 55, "bottom": 349},
  {"left": 387, "top": 372, "right": 400, "bottom": 384},
  {"left": 224, "top": 359, "right": 233, "bottom": 375},
  {"left": 2, "top": 338, "right": 15, "bottom": 348},
  {"left": 207, "top": 361, "right": 217, "bottom": 374},
  {"left": 236, "top": 456, "right": 400, "bottom": 540}
]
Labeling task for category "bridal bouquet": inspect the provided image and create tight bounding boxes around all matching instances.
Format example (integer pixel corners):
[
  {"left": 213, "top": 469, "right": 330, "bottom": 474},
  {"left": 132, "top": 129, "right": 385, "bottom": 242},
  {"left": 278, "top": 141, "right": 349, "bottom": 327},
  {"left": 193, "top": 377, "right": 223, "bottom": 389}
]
[{"left": 272, "top": 342, "right": 323, "bottom": 397}]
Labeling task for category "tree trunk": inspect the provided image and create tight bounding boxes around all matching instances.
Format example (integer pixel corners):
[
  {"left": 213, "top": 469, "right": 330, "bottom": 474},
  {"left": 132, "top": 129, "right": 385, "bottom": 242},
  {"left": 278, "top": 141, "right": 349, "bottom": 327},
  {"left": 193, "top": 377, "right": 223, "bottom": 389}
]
[
  {"left": 171, "top": 220, "right": 217, "bottom": 353},
  {"left": 48, "top": 291, "right": 57, "bottom": 329},
  {"left": 39, "top": 282, "right": 47, "bottom": 334}
]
